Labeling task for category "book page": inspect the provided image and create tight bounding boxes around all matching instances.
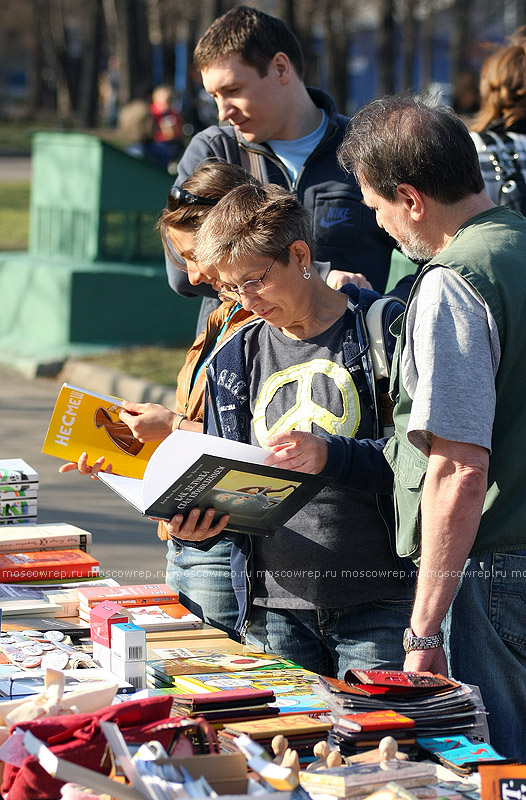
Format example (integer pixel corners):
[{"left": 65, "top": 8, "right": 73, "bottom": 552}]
[{"left": 141, "top": 430, "right": 268, "bottom": 509}]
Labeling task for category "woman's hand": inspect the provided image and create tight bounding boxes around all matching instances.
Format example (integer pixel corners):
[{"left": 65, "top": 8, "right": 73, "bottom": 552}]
[
  {"left": 326, "top": 270, "right": 372, "bottom": 290},
  {"left": 119, "top": 400, "right": 175, "bottom": 442},
  {"left": 163, "top": 507, "right": 230, "bottom": 541},
  {"left": 58, "top": 452, "right": 112, "bottom": 480},
  {"left": 264, "top": 430, "right": 328, "bottom": 474}
]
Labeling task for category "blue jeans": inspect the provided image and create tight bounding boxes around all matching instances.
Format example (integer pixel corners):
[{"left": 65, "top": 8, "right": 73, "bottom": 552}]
[
  {"left": 245, "top": 597, "right": 413, "bottom": 678},
  {"left": 165, "top": 539, "right": 239, "bottom": 639},
  {"left": 449, "top": 549, "right": 526, "bottom": 761}
]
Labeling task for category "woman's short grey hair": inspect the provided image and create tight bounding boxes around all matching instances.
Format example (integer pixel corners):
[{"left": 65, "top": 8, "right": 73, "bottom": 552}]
[{"left": 194, "top": 183, "right": 315, "bottom": 268}]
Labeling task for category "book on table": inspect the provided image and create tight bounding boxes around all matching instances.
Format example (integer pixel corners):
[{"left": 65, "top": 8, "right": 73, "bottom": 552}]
[
  {"left": 42, "top": 383, "right": 161, "bottom": 480},
  {"left": 77, "top": 582, "right": 179, "bottom": 611},
  {"left": 0, "top": 522, "right": 92, "bottom": 555},
  {"left": 0, "top": 459, "right": 38, "bottom": 486},
  {"left": 95, "top": 429, "right": 327, "bottom": 536},
  {"left": 0, "top": 549, "right": 99, "bottom": 582}
]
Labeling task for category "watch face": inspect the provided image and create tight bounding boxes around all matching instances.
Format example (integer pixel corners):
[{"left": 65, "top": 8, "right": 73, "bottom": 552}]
[{"left": 403, "top": 627, "right": 412, "bottom": 652}]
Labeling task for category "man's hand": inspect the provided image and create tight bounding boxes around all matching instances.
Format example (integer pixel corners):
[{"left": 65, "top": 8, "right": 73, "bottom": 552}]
[
  {"left": 404, "top": 646, "right": 448, "bottom": 675},
  {"left": 58, "top": 452, "right": 112, "bottom": 480},
  {"left": 326, "top": 270, "right": 373, "bottom": 290},
  {"left": 264, "top": 430, "right": 328, "bottom": 474},
  {"left": 163, "top": 507, "right": 230, "bottom": 541},
  {"left": 119, "top": 400, "right": 175, "bottom": 442}
]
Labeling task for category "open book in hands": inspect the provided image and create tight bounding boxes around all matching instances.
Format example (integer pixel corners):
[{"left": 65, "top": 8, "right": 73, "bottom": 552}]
[{"left": 97, "top": 430, "right": 327, "bottom": 536}]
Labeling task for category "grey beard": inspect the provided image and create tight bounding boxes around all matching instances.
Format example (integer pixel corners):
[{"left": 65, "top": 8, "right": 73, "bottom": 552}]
[{"left": 398, "top": 231, "right": 435, "bottom": 263}]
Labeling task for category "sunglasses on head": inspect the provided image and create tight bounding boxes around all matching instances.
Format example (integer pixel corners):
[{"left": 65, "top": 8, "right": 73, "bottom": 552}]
[{"left": 169, "top": 185, "right": 219, "bottom": 207}]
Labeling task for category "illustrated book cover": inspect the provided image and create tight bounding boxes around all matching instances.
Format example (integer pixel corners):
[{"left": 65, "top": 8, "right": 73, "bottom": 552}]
[
  {"left": 42, "top": 383, "right": 161, "bottom": 480},
  {"left": 96, "top": 429, "right": 327, "bottom": 535},
  {"left": 0, "top": 549, "right": 100, "bottom": 582}
]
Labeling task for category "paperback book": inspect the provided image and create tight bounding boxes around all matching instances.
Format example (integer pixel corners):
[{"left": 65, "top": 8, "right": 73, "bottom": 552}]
[
  {"left": 77, "top": 582, "right": 179, "bottom": 610},
  {"left": 115, "top": 604, "right": 202, "bottom": 632},
  {"left": 0, "top": 523, "right": 92, "bottom": 555},
  {"left": 0, "top": 459, "right": 38, "bottom": 485},
  {"left": 0, "top": 549, "right": 99, "bottom": 582},
  {"left": 42, "top": 383, "right": 161, "bottom": 480},
  {"left": 96, "top": 429, "right": 327, "bottom": 536}
]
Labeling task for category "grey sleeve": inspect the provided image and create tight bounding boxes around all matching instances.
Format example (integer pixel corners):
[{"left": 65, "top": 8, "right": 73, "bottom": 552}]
[{"left": 402, "top": 267, "right": 500, "bottom": 454}]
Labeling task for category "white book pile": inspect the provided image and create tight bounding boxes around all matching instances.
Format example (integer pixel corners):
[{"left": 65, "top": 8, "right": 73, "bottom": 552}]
[{"left": 0, "top": 459, "right": 39, "bottom": 525}]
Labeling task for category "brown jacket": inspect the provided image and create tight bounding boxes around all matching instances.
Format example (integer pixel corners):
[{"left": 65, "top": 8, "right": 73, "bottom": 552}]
[{"left": 158, "top": 302, "right": 254, "bottom": 540}]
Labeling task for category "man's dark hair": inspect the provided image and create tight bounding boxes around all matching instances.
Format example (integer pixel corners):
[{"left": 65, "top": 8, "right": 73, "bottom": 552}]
[
  {"left": 194, "top": 5, "right": 304, "bottom": 79},
  {"left": 338, "top": 94, "right": 484, "bottom": 204}
]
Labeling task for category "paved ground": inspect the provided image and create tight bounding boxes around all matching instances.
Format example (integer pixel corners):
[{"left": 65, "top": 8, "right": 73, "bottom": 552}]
[
  {"left": 0, "top": 155, "right": 31, "bottom": 180},
  {"left": 0, "top": 363, "right": 171, "bottom": 583}
]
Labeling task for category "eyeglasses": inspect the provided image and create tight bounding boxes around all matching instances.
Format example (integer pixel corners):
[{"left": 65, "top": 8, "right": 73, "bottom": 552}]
[
  {"left": 169, "top": 185, "right": 219, "bottom": 208},
  {"left": 218, "top": 246, "right": 289, "bottom": 301}
]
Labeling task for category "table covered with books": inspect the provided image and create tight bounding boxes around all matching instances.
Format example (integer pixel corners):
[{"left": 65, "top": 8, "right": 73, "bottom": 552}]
[{"left": 0, "top": 458, "right": 521, "bottom": 800}]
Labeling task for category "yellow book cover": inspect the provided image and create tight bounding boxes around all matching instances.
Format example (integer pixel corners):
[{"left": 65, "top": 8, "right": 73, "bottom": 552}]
[{"left": 42, "top": 383, "right": 161, "bottom": 479}]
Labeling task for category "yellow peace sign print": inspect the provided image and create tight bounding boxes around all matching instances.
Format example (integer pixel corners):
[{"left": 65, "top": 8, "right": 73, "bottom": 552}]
[{"left": 253, "top": 358, "right": 361, "bottom": 446}]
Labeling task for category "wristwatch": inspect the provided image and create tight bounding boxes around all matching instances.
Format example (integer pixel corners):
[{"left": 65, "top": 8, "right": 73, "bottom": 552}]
[
  {"left": 171, "top": 412, "right": 186, "bottom": 432},
  {"left": 403, "top": 627, "right": 444, "bottom": 653}
]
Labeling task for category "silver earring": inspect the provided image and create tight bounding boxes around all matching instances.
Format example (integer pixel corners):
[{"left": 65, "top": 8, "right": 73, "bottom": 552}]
[{"left": 303, "top": 267, "right": 311, "bottom": 280}]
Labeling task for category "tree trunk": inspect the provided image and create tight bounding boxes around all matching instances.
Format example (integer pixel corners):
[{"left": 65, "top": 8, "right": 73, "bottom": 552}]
[
  {"left": 450, "top": 0, "right": 471, "bottom": 87},
  {"left": 376, "top": 0, "right": 396, "bottom": 96},
  {"left": 400, "top": 0, "right": 418, "bottom": 91},
  {"left": 79, "top": 0, "right": 103, "bottom": 128}
]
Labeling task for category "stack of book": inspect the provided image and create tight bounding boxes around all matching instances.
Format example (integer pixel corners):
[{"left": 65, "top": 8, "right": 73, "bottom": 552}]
[
  {"left": 147, "top": 665, "right": 331, "bottom": 720},
  {"left": 316, "top": 669, "right": 484, "bottom": 747},
  {"left": 168, "top": 686, "right": 279, "bottom": 726},
  {"left": 218, "top": 713, "right": 333, "bottom": 762},
  {"left": 0, "top": 458, "right": 39, "bottom": 525},
  {"left": 330, "top": 709, "right": 418, "bottom": 756},
  {"left": 0, "top": 576, "right": 118, "bottom": 619},
  {"left": 77, "top": 582, "right": 202, "bottom": 633}
]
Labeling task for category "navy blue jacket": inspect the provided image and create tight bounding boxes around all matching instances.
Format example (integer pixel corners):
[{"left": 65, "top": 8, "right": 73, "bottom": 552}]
[
  {"left": 171, "top": 285, "right": 415, "bottom": 635},
  {"left": 167, "top": 88, "right": 416, "bottom": 331}
]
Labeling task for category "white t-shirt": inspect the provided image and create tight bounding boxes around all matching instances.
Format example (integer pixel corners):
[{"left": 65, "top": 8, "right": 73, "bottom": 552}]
[{"left": 401, "top": 266, "right": 501, "bottom": 455}]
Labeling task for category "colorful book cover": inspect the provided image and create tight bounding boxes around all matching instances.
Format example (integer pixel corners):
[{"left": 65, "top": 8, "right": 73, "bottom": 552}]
[
  {"left": 337, "top": 709, "right": 415, "bottom": 732},
  {"left": 42, "top": 383, "right": 161, "bottom": 480},
  {"left": 165, "top": 669, "right": 329, "bottom": 716},
  {"left": 0, "top": 499, "right": 38, "bottom": 519},
  {"left": 97, "top": 429, "right": 327, "bottom": 534},
  {"left": 0, "top": 484, "right": 39, "bottom": 500},
  {"left": 0, "top": 549, "right": 100, "bottom": 582},
  {"left": 77, "top": 582, "right": 179, "bottom": 609},
  {"left": 0, "top": 459, "right": 38, "bottom": 484},
  {"left": 146, "top": 651, "right": 292, "bottom": 681}
]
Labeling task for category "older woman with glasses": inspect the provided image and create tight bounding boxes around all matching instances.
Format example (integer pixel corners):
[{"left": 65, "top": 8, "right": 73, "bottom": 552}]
[{"left": 166, "top": 182, "right": 414, "bottom": 678}]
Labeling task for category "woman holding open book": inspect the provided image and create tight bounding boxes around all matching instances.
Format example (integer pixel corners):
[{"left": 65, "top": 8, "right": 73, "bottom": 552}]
[{"left": 166, "top": 182, "right": 414, "bottom": 678}]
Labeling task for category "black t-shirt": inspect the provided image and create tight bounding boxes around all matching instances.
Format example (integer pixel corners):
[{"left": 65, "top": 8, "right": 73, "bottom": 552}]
[{"left": 243, "top": 318, "right": 412, "bottom": 610}]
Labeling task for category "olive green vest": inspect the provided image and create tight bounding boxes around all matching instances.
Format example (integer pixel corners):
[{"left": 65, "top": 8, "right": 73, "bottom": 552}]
[{"left": 384, "top": 206, "right": 526, "bottom": 561}]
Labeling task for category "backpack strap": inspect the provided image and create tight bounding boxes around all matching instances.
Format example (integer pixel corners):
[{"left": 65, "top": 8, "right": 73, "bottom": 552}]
[{"left": 234, "top": 127, "right": 264, "bottom": 181}]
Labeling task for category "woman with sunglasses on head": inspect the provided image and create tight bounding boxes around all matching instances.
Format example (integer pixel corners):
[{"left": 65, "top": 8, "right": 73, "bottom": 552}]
[{"left": 60, "top": 162, "right": 257, "bottom": 637}]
